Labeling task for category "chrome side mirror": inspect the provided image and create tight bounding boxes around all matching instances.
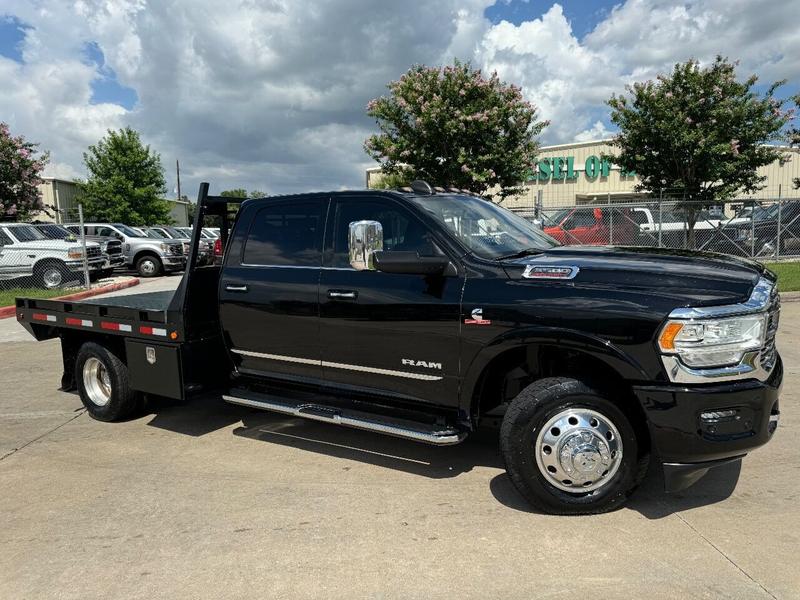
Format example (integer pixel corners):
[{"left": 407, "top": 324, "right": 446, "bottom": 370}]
[{"left": 348, "top": 220, "right": 383, "bottom": 271}]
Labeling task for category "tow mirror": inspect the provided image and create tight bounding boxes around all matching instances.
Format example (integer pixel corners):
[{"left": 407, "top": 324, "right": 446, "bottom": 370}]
[{"left": 348, "top": 220, "right": 383, "bottom": 271}]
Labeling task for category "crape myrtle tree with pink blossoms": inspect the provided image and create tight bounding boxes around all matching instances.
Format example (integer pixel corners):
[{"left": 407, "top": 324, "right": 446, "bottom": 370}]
[
  {"left": 0, "top": 122, "right": 49, "bottom": 221},
  {"left": 607, "top": 56, "right": 792, "bottom": 249},
  {"left": 364, "top": 60, "right": 548, "bottom": 201}
]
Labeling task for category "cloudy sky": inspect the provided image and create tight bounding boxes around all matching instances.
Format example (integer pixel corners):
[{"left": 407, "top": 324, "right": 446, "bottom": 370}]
[{"left": 1, "top": 0, "right": 799, "bottom": 198}]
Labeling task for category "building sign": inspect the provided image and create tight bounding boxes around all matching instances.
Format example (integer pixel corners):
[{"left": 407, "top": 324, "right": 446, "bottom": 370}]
[{"left": 528, "top": 155, "right": 635, "bottom": 182}]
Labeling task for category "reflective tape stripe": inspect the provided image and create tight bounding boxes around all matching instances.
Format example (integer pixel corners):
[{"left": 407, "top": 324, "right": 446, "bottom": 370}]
[
  {"left": 139, "top": 326, "right": 167, "bottom": 336},
  {"left": 232, "top": 349, "right": 443, "bottom": 381},
  {"left": 101, "top": 322, "right": 133, "bottom": 332},
  {"left": 32, "top": 313, "right": 57, "bottom": 322},
  {"left": 65, "top": 317, "right": 93, "bottom": 327}
]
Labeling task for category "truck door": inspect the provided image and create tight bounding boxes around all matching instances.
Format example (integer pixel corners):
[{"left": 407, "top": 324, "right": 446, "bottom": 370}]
[
  {"left": 219, "top": 197, "right": 328, "bottom": 383},
  {"left": 318, "top": 195, "right": 462, "bottom": 408}
]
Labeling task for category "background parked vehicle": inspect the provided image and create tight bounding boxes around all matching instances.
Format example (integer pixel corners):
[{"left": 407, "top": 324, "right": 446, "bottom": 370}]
[
  {"left": 66, "top": 223, "right": 186, "bottom": 277},
  {"left": 145, "top": 225, "right": 213, "bottom": 265},
  {"left": 0, "top": 223, "right": 105, "bottom": 288},
  {"left": 36, "top": 223, "right": 124, "bottom": 280},
  {"left": 543, "top": 206, "right": 637, "bottom": 245}
]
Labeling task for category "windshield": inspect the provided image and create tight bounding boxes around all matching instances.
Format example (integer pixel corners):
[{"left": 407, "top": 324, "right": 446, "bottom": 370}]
[
  {"left": 165, "top": 227, "right": 188, "bottom": 239},
  {"left": 146, "top": 228, "right": 169, "bottom": 239},
  {"left": 114, "top": 224, "right": 145, "bottom": 238},
  {"left": 7, "top": 225, "right": 47, "bottom": 242},
  {"left": 409, "top": 194, "right": 559, "bottom": 259},
  {"left": 36, "top": 224, "right": 73, "bottom": 240}
]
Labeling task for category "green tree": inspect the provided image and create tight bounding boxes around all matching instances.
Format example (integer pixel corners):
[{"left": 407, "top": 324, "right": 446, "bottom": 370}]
[
  {"left": 364, "top": 60, "right": 548, "bottom": 201},
  {"left": 0, "top": 122, "right": 49, "bottom": 220},
  {"left": 607, "top": 56, "right": 791, "bottom": 248},
  {"left": 221, "top": 188, "right": 248, "bottom": 198},
  {"left": 77, "top": 127, "right": 172, "bottom": 225}
]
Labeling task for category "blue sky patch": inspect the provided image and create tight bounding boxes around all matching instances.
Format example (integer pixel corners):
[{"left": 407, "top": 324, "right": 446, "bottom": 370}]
[
  {"left": 0, "top": 15, "right": 30, "bottom": 63},
  {"left": 83, "top": 41, "right": 138, "bottom": 109},
  {"left": 485, "top": 0, "right": 617, "bottom": 39}
]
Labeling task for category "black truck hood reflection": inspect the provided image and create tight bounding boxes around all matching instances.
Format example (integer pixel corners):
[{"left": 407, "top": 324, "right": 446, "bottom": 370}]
[{"left": 501, "top": 245, "right": 767, "bottom": 307}]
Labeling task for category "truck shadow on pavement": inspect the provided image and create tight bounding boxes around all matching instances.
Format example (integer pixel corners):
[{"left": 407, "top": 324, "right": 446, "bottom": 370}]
[{"left": 145, "top": 393, "right": 742, "bottom": 519}]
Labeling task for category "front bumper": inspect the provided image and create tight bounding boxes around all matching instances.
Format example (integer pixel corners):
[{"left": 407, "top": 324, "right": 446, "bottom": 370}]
[
  {"left": 162, "top": 256, "right": 187, "bottom": 271},
  {"left": 633, "top": 355, "right": 782, "bottom": 492},
  {"left": 66, "top": 257, "right": 106, "bottom": 272}
]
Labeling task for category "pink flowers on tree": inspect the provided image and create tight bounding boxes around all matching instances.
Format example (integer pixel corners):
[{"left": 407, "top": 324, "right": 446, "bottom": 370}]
[
  {"left": 0, "top": 122, "right": 49, "bottom": 220},
  {"left": 363, "top": 59, "right": 547, "bottom": 200}
]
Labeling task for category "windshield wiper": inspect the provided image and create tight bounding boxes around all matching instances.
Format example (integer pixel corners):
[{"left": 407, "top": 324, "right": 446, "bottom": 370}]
[{"left": 495, "top": 248, "right": 544, "bottom": 261}]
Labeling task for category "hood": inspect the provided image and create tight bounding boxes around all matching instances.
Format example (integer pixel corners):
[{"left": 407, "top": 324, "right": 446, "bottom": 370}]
[
  {"left": 4, "top": 239, "right": 101, "bottom": 251},
  {"left": 502, "top": 245, "right": 767, "bottom": 307}
]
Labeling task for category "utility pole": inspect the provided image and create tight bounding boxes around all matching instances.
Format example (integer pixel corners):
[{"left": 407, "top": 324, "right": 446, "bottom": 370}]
[{"left": 176, "top": 159, "right": 182, "bottom": 200}]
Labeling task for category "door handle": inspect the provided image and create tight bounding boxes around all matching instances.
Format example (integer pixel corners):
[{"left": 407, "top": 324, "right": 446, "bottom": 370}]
[
  {"left": 225, "top": 284, "right": 249, "bottom": 292},
  {"left": 328, "top": 290, "right": 357, "bottom": 300}
]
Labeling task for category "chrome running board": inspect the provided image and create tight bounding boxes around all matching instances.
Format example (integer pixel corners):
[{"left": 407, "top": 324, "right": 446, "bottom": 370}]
[{"left": 223, "top": 389, "right": 466, "bottom": 446}]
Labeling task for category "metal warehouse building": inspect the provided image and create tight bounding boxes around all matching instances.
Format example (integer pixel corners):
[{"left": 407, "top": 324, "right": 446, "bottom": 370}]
[
  {"left": 366, "top": 139, "right": 800, "bottom": 213},
  {"left": 36, "top": 177, "right": 191, "bottom": 226}
]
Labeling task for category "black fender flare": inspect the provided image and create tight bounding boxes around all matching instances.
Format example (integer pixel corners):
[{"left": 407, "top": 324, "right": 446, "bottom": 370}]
[{"left": 459, "top": 325, "right": 650, "bottom": 418}]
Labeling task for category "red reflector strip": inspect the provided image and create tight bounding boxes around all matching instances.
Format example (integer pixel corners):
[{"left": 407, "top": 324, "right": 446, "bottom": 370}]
[
  {"left": 101, "top": 321, "right": 133, "bottom": 332},
  {"left": 139, "top": 326, "right": 167, "bottom": 336},
  {"left": 65, "top": 317, "right": 93, "bottom": 327},
  {"left": 32, "top": 313, "right": 57, "bottom": 322}
]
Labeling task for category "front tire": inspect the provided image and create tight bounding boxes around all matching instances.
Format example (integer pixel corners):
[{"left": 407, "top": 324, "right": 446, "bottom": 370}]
[
  {"left": 136, "top": 254, "right": 163, "bottom": 277},
  {"left": 35, "top": 261, "right": 70, "bottom": 289},
  {"left": 75, "top": 342, "right": 139, "bottom": 421},
  {"left": 500, "top": 377, "right": 648, "bottom": 515}
]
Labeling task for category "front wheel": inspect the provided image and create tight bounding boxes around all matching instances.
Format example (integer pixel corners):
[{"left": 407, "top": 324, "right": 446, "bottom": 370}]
[
  {"left": 500, "top": 377, "right": 648, "bottom": 515},
  {"left": 136, "top": 255, "right": 163, "bottom": 277},
  {"left": 35, "top": 261, "right": 70, "bottom": 289},
  {"left": 75, "top": 342, "right": 139, "bottom": 421}
]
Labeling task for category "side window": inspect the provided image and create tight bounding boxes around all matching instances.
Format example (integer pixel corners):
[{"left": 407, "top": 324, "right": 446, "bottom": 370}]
[
  {"left": 65, "top": 225, "right": 80, "bottom": 235},
  {"left": 565, "top": 211, "right": 596, "bottom": 229},
  {"left": 0, "top": 228, "right": 12, "bottom": 245},
  {"left": 631, "top": 210, "right": 649, "bottom": 226},
  {"left": 331, "top": 198, "right": 440, "bottom": 268},
  {"left": 243, "top": 200, "right": 325, "bottom": 266}
]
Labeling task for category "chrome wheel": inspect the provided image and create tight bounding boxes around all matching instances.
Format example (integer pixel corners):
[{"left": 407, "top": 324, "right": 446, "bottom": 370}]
[
  {"left": 139, "top": 258, "right": 157, "bottom": 276},
  {"left": 535, "top": 408, "right": 622, "bottom": 493},
  {"left": 42, "top": 267, "right": 63, "bottom": 289},
  {"left": 83, "top": 357, "right": 112, "bottom": 406}
]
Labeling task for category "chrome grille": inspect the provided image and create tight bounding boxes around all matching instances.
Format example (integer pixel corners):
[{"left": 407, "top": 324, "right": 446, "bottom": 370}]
[
  {"left": 169, "top": 243, "right": 183, "bottom": 255},
  {"left": 87, "top": 246, "right": 102, "bottom": 259},
  {"left": 106, "top": 241, "right": 122, "bottom": 255}
]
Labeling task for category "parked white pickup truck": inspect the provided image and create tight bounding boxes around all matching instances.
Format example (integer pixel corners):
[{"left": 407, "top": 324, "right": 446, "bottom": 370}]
[
  {"left": 631, "top": 207, "right": 723, "bottom": 234},
  {"left": 0, "top": 223, "right": 105, "bottom": 288}
]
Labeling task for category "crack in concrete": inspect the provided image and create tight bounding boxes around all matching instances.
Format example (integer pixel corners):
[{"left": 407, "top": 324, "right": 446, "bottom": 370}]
[
  {"left": 0, "top": 409, "right": 86, "bottom": 462},
  {"left": 674, "top": 512, "right": 778, "bottom": 600}
]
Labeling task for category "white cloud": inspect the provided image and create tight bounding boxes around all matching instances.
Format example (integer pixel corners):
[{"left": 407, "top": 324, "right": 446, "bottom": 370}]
[{"left": 0, "top": 0, "right": 798, "bottom": 197}]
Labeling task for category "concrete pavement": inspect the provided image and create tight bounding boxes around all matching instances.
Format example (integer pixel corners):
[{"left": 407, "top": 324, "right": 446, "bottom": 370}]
[{"left": 0, "top": 277, "right": 797, "bottom": 599}]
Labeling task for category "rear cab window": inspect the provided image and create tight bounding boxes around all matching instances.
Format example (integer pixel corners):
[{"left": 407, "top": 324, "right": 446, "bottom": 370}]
[{"left": 241, "top": 199, "right": 327, "bottom": 267}]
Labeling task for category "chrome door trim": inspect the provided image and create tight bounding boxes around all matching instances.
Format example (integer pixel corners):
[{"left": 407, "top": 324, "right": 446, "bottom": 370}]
[{"left": 231, "top": 349, "right": 443, "bottom": 381}]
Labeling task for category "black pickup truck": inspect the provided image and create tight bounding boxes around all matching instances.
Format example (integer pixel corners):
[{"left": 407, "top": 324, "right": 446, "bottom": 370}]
[{"left": 15, "top": 181, "right": 782, "bottom": 514}]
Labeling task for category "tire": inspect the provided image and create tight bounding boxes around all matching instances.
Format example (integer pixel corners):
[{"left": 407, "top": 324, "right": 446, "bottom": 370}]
[
  {"left": 500, "top": 377, "right": 648, "bottom": 515},
  {"left": 75, "top": 342, "right": 139, "bottom": 422},
  {"left": 136, "top": 254, "right": 163, "bottom": 277},
  {"left": 34, "top": 260, "right": 70, "bottom": 289}
]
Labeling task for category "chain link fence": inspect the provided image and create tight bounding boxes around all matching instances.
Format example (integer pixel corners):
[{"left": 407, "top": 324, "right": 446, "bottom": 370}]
[{"left": 514, "top": 196, "right": 800, "bottom": 261}]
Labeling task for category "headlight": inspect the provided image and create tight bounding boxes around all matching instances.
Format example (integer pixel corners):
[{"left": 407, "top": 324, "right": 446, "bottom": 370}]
[
  {"left": 160, "top": 243, "right": 169, "bottom": 252},
  {"left": 67, "top": 247, "right": 84, "bottom": 259},
  {"left": 658, "top": 314, "right": 766, "bottom": 368}
]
